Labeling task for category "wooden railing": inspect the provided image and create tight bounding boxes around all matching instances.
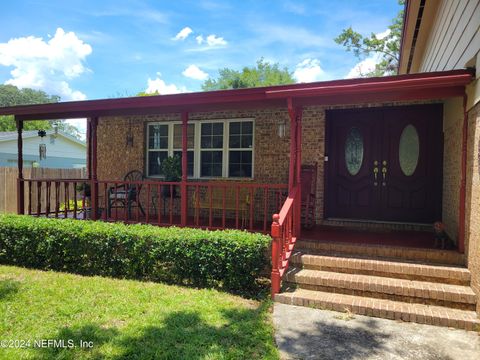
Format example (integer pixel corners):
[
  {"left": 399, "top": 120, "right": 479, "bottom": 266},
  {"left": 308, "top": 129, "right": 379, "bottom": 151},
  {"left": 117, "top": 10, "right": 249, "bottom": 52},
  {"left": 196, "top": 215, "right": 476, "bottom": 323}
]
[
  {"left": 270, "top": 185, "right": 301, "bottom": 297},
  {"left": 19, "top": 179, "right": 287, "bottom": 232}
]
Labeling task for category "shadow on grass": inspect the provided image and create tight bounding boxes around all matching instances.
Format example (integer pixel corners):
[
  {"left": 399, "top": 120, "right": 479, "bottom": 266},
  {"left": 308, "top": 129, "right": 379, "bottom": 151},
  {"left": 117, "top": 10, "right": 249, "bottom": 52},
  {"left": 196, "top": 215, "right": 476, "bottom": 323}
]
[
  {"left": 0, "top": 279, "right": 20, "bottom": 300},
  {"left": 33, "top": 302, "right": 277, "bottom": 360}
]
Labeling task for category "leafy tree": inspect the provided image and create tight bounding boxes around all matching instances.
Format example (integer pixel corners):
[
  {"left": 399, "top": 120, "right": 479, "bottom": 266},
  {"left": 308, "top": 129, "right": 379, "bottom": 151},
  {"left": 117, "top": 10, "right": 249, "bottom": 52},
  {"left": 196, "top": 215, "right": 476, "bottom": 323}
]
[
  {"left": 0, "top": 84, "right": 82, "bottom": 139},
  {"left": 334, "top": 0, "right": 404, "bottom": 76},
  {"left": 202, "top": 58, "right": 295, "bottom": 91}
]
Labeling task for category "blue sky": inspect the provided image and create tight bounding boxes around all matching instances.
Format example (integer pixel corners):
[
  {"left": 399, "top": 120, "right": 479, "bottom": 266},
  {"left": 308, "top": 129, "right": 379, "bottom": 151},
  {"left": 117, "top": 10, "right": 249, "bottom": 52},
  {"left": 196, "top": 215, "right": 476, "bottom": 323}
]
[{"left": 0, "top": 0, "right": 401, "bottom": 103}]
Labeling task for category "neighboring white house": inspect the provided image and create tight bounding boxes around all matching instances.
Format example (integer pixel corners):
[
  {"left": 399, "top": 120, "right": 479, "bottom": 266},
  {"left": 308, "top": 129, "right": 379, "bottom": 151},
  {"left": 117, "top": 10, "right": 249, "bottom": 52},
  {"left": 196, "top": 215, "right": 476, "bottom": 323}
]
[{"left": 0, "top": 130, "right": 86, "bottom": 168}]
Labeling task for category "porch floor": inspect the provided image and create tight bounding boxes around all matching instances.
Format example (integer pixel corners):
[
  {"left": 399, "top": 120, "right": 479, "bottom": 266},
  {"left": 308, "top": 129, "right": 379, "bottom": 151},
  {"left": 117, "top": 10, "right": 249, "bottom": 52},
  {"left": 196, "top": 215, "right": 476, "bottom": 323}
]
[{"left": 301, "top": 225, "right": 443, "bottom": 250}]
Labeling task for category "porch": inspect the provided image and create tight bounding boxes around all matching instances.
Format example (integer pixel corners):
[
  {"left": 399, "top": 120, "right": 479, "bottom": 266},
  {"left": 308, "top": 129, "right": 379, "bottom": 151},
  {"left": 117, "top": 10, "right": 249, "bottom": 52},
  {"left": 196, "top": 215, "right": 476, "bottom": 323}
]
[{"left": 1, "top": 70, "right": 475, "bottom": 316}]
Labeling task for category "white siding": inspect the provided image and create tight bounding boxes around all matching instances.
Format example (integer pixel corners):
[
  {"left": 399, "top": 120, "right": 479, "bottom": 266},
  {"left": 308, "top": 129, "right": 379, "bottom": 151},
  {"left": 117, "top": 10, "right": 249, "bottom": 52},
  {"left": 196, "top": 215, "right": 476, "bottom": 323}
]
[
  {"left": 421, "top": 0, "right": 480, "bottom": 72},
  {"left": 0, "top": 135, "right": 86, "bottom": 159}
]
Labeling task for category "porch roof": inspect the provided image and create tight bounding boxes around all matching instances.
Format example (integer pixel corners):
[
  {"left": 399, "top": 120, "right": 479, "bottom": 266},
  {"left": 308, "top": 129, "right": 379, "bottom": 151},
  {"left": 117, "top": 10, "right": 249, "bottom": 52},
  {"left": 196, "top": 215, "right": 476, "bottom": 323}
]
[{"left": 0, "top": 69, "right": 473, "bottom": 121}]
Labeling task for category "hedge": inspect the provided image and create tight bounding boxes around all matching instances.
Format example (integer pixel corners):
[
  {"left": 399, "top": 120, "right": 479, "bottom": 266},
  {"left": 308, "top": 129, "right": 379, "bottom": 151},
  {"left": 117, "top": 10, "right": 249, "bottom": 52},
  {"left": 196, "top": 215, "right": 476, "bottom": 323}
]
[{"left": 0, "top": 215, "right": 271, "bottom": 293}]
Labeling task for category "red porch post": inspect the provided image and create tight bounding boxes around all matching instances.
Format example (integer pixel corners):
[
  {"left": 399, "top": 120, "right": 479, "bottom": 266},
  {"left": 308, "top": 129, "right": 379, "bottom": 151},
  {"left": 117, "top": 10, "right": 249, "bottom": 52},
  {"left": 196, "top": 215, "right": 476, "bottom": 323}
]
[
  {"left": 90, "top": 117, "right": 99, "bottom": 220},
  {"left": 16, "top": 117, "right": 24, "bottom": 215},
  {"left": 295, "top": 107, "right": 303, "bottom": 238},
  {"left": 287, "top": 98, "right": 296, "bottom": 191},
  {"left": 180, "top": 111, "right": 188, "bottom": 226}
]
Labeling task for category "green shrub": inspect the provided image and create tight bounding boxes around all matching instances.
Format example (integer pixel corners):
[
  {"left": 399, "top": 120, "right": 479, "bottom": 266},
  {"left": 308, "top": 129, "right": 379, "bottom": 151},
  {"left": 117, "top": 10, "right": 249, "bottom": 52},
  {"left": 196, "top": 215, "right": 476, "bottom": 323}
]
[{"left": 0, "top": 215, "right": 271, "bottom": 294}]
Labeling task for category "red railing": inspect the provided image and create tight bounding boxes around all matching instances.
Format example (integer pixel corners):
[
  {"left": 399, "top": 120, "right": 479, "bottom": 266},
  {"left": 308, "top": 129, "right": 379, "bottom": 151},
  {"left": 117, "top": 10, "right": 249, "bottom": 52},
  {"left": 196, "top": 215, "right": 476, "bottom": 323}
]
[
  {"left": 270, "top": 185, "right": 301, "bottom": 297},
  {"left": 19, "top": 179, "right": 287, "bottom": 232}
]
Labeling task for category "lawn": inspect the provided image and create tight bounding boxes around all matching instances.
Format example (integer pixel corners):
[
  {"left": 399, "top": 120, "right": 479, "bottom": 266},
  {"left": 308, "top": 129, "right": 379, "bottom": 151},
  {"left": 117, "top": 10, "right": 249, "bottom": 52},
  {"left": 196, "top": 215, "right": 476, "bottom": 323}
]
[{"left": 0, "top": 265, "right": 279, "bottom": 360}]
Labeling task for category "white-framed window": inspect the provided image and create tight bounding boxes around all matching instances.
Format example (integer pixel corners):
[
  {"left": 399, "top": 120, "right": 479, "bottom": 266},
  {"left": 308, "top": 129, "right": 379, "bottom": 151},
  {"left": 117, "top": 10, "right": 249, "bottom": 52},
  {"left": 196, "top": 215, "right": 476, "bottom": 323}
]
[{"left": 146, "top": 119, "right": 254, "bottom": 178}]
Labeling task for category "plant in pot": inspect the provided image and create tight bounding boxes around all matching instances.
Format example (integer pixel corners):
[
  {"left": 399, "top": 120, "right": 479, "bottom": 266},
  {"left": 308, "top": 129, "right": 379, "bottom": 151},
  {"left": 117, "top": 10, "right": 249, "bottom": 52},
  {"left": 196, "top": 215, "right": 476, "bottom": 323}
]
[{"left": 160, "top": 155, "right": 181, "bottom": 197}]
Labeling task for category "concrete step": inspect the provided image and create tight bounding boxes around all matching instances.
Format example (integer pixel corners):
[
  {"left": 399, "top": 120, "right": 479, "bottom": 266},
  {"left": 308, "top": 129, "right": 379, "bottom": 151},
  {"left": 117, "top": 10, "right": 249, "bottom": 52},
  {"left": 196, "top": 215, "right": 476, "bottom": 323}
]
[
  {"left": 290, "top": 252, "right": 471, "bottom": 285},
  {"left": 284, "top": 268, "right": 476, "bottom": 310},
  {"left": 296, "top": 239, "right": 465, "bottom": 266},
  {"left": 275, "top": 288, "right": 480, "bottom": 331}
]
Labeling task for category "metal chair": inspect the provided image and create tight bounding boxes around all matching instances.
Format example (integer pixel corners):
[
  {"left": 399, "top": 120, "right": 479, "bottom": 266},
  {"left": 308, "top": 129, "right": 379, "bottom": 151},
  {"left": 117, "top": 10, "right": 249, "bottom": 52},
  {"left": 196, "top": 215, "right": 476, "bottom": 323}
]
[
  {"left": 301, "top": 163, "right": 317, "bottom": 229},
  {"left": 108, "top": 170, "right": 146, "bottom": 219}
]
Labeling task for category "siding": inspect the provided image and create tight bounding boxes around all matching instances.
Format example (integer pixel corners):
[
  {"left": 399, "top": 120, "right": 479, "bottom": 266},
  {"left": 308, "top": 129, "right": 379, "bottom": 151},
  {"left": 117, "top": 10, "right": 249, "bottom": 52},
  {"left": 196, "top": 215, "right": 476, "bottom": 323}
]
[{"left": 420, "top": 0, "right": 480, "bottom": 72}]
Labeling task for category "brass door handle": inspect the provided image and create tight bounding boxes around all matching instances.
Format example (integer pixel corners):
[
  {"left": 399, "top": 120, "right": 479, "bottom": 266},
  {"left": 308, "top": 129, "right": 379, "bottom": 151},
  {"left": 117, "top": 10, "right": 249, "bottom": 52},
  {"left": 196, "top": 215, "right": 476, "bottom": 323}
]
[
  {"left": 373, "top": 160, "right": 379, "bottom": 186},
  {"left": 382, "top": 160, "right": 387, "bottom": 186}
]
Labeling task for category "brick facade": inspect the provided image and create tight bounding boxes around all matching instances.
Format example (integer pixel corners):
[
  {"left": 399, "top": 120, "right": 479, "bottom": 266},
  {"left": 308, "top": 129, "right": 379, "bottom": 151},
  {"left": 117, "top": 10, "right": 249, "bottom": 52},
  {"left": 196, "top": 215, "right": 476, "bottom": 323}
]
[
  {"left": 97, "top": 100, "right": 443, "bottom": 224},
  {"left": 465, "top": 100, "right": 480, "bottom": 313}
]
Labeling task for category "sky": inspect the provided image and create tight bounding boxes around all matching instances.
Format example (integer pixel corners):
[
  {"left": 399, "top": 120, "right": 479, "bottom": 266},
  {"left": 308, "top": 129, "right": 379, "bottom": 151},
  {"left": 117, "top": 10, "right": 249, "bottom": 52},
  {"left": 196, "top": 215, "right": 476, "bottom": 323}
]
[{"left": 0, "top": 0, "right": 402, "bottom": 134}]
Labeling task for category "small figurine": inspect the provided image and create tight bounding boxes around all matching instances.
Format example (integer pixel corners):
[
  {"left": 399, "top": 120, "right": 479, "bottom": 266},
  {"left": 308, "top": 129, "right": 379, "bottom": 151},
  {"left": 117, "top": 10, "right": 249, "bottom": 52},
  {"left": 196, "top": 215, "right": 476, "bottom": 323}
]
[{"left": 433, "top": 221, "right": 447, "bottom": 249}]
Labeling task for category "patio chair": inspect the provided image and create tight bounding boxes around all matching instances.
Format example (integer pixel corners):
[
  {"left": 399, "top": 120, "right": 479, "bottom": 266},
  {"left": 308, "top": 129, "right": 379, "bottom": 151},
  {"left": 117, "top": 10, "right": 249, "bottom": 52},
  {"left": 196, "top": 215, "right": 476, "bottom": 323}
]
[
  {"left": 301, "top": 163, "right": 317, "bottom": 229},
  {"left": 108, "top": 170, "right": 146, "bottom": 219}
]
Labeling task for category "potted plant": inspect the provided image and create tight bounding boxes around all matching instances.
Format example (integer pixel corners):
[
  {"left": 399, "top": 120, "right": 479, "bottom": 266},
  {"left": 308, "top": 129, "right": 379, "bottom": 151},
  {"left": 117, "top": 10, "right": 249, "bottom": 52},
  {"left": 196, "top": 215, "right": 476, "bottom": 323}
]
[{"left": 160, "top": 155, "right": 181, "bottom": 197}]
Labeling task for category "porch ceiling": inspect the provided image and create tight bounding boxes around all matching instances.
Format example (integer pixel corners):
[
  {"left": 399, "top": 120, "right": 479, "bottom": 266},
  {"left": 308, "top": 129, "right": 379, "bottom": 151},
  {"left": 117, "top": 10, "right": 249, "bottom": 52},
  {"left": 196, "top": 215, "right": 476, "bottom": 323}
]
[{"left": 0, "top": 69, "right": 473, "bottom": 121}]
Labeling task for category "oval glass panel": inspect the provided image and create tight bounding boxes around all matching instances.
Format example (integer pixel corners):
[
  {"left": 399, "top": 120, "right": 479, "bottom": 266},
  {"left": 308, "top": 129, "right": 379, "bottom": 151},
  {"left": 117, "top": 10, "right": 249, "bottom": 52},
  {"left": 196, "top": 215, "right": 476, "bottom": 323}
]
[
  {"left": 399, "top": 124, "right": 420, "bottom": 176},
  {"left": 345, "top": 127, "right": 364, "bottom": 176}
]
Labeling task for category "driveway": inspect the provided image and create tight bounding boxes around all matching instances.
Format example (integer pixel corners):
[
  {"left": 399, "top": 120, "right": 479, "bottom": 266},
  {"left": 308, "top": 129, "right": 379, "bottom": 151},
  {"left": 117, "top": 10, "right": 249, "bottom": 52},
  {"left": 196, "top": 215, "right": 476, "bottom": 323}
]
[{"left": 273, "top": 303, "right": 480, "bottom": 360}]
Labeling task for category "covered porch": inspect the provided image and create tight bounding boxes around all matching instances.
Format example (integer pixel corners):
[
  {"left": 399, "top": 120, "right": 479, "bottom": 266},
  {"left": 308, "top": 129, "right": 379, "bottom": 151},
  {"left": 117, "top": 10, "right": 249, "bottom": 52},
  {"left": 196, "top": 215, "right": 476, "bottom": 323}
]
[{"left": 0, "top": 69, "right": 474, "bottom": 296}]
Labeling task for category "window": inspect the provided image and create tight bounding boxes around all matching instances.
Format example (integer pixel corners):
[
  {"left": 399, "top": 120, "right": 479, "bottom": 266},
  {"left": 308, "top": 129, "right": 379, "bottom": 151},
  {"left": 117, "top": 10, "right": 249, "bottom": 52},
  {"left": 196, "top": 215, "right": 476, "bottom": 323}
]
[
  {"left": 147, "top": 124, "right": 169, "bottom": 176},
  {"left": 200, "top": 123, "right": 224, "bottom": 177},
  {"left": 173, "top": 124, "right": 194, "bottom": 176},
  {"left": 228, "top": 121, "right": 253, "bottom": 177},
  {"left": 146, "top": 119, "right": 254, "bottom": 178}
]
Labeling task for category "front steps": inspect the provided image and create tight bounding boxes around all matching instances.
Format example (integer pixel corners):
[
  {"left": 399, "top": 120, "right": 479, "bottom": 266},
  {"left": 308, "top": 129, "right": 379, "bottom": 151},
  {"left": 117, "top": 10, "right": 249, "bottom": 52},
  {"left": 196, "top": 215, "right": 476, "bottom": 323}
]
[{"left": 274, "top": 243, "right": 479, "bottom": 331}]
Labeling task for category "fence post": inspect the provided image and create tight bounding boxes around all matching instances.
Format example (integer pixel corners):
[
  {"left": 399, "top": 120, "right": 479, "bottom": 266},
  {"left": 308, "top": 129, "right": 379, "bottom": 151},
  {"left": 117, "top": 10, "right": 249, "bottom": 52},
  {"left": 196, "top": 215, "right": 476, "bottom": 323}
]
[{"left": 271, "top": 213, "right": 281, "bottom": 298}]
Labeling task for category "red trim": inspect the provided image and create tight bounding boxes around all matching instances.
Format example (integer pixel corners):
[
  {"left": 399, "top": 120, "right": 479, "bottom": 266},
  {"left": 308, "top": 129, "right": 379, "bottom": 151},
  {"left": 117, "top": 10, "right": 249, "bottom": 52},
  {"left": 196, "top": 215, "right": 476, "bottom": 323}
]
[
  {"left": 90, "top": 117, "right": 98, "bottom": 221},
  {"left": 180, "top": 111, "right": 188, "bottom": 227},
  {"left": 458, "top": 95, "right": 468, "bottom": 253},
  {"left": 0, "top": 70, "right": 473, "bottom": 121},
  {"left": 16, "top": 118, "right": 24, "bottom": 215}
]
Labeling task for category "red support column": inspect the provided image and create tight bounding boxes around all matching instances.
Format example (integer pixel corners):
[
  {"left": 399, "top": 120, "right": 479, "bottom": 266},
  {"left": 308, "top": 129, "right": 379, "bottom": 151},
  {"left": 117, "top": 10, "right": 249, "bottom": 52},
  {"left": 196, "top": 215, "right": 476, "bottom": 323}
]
[
  {"left": 287, "top": 98, "right": 296, "bottom": 192},
  {"left": 295, "top": 107, "right": 303, "bottom": 238},
  {"left": 16, "top": 117, "right": 24, "bottom": 215},
  {"left": 90, "top": 117, "right": 99, "bottom": 220},
  {"left": 180, "top": 111, "right": 188, "bottom": 226},
  {"left": 86, "top": 118, "right": 91, "bottom": 179}
]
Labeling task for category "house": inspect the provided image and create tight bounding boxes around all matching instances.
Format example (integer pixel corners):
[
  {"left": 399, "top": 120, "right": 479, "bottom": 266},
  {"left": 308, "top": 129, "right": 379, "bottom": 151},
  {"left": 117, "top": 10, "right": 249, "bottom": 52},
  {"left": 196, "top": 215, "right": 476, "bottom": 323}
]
[
  {"left": 0, "top": 130, "right": 86, "bottom": 169},
  {"left": 0, "top": 0, "right": 479, "bottom": 330}
]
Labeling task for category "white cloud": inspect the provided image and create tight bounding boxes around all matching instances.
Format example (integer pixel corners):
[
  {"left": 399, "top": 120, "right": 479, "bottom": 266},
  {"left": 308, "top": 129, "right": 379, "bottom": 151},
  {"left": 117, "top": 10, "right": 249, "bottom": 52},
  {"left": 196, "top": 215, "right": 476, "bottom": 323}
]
[
  {"left": 145, "top": 73, "right": 187, "bottom": 95},
  {"left": 172, "top": 27, "right": 193, "bottom": 41},
  {"left": 65, "top": 118, "right": 87, "bottom": 138},
  {"left": 206, "top": 34, "right": 227, "bottom": 46},
  {"left": 345, "top": 55, "right": 381, "bottom": 79},
  {"left": 0, "top": 28, "right": 91, "bottom": 100},
  {"left": 294, "top": 58, "right": 326, "bottom": 82},
  {"left": 195, "top": 34, "right": 227, "bottom": 47},
  {"left": 344, "top": 29, "right": 391, "bottom": 79},
  {"left": 182, "top": 65, "right": 209, "bottom": 80}
]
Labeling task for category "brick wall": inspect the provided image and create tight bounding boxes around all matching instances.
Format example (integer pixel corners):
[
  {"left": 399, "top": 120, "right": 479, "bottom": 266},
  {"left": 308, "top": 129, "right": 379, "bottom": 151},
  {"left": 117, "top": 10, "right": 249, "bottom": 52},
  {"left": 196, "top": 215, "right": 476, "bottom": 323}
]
[
  {"left": 442, "top": 98, "right": 463, "bottom": 243},
  {"left": 465, "top": 101, "right": 480, "bottom": 314}
]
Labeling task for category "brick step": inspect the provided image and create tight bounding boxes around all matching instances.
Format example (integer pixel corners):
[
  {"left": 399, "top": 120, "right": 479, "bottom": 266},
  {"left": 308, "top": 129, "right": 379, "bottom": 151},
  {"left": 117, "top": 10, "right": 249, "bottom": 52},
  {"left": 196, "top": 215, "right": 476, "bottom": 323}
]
[
  {"left": 290, "top": 252, "right": 471, "bottom": 285},
  {"left": 296, "top": 239, "right": 465, "bottom": 266},
  {"left": 284, "top": 268, "right": 476, "bottom": 310},
  {"left": 275, "top": 288, "right": 480, "bottom": 331}
]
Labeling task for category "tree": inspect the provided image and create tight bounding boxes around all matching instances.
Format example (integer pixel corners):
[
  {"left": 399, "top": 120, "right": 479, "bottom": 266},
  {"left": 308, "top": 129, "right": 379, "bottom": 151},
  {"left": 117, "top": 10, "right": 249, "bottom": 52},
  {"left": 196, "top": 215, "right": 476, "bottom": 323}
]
[
  {"left": 334, "top": 0, "right": 404, "bottom": 77},
  {"left": 0, "top": 84, "right": 82, "bottom": 139},
  {"left": 202, "top": 58, "right": 295, "bottom": 91}
]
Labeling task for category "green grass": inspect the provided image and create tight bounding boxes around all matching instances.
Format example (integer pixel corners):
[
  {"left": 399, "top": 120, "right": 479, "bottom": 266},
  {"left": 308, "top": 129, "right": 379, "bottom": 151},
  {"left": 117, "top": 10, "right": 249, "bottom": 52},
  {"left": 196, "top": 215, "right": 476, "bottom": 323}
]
[{"left": 0, "top": 265, "right": 278, "bottom": 360}]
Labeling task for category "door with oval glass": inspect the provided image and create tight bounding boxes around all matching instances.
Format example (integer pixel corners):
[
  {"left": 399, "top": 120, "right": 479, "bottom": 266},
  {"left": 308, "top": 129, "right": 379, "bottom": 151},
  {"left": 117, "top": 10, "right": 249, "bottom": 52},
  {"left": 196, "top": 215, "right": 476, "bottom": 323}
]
[{"left": 326, "top": 104, "right": 443, "bottom": 223}]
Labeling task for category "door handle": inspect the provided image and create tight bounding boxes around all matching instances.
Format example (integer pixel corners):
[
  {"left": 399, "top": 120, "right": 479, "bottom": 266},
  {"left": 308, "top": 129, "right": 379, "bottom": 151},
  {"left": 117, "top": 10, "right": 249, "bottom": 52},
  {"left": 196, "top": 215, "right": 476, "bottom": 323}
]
[
  {"left": 382, "top": 160, "right": 387, "bottom": 186},
  {"left": 373, "top": 160, "right": 379, "bottom": 186}
]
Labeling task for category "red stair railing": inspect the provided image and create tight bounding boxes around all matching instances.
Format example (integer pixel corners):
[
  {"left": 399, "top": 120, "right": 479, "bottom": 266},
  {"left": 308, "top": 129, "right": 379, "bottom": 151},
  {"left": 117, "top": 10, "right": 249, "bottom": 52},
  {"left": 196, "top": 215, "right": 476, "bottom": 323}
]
[{"left": 271, "top": 185, "right": 300, "bottom": 297}]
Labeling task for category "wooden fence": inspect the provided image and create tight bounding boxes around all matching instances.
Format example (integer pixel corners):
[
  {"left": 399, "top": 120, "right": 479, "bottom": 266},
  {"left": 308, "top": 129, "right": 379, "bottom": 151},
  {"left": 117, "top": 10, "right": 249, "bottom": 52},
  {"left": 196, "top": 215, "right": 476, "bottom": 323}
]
[{"left": 0, "top": 167, "right": 86, "bottom": 214}]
